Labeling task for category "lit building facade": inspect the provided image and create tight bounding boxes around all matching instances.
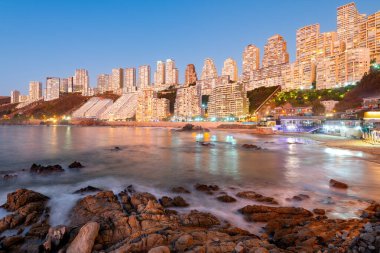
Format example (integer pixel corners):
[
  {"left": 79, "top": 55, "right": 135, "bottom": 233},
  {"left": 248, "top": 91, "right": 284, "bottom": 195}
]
[
  {"left": 45, "top": 77, "right": 60, "bottom": 101},
  {"left": 262, "top": 34, "right": 289, "bottom": 67},
  {"left": 165, "top": 59, "right": 179, "bottom": 85},
  {"left": 174, "top": 86, "right": 201, "bottom": 120},
  {"left": 138, "top": 65, "right": 151, "bottom": 89},
  {"left": 136, "top": 88, "right": 170, "bottom": 121},
  {"left": 242, "top": 44, "right": 260, "bottom": 81},
  {"left": 359, "top": 10, "right": 380, "bottom": 62},
  {"left": 154, "top": 60, "right": 165, "bottom": 86},
  {"left": 337, "top": 2, "right": 365, "bottom": 49},
  {"left": 112, "top": 68, "right": 124, "bottom": 94},
  {"left": 208, "top": 82, "right": 249, "bottom": 119},
  {"left": 124, "top": 67, "right": 137, "bottom": 93},
  {"left": 222, "top": 58, "right": 238, "bottom": 82},
  {"left": 316, "top": 47, "right": 370, "bottom": 89},
  {"left": 29, "top": 81, "right": 43, "bottom": 101},
  {"left": 200, "top": 58, "right": 218, "bottom": 80},
  {"left": 97, "top": 74, "right": 111, "bottom": 93},
  {"left": 74, "top": 69, "right": 89, "bottom": 94},
  {"left": 11, "top": 90, "right": 20, "bottom": 104}
]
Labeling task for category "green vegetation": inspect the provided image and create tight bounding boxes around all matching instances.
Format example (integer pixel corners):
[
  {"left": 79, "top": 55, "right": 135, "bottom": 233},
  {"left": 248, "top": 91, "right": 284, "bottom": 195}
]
[
  {"left": 246, "top": 86, "right": 279, "bottom": 113},
  {"left": 157, "top": 88, "right": 177, "bottom": 114},
  {"left": 335, "top": 67, "right": 380, "bottom": 112},
  {"left": 274, "top": 86, "right": 353, "bottom": 107}
]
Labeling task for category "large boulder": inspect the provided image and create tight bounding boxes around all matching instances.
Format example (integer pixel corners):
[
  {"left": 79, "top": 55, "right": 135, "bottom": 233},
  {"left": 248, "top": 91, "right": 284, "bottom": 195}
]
[
  {"left": 66, "top": 222, "right": 100, "bottom": 253},
  {"left": 69, "top": 191, "right": 131, "bottom": 248}
]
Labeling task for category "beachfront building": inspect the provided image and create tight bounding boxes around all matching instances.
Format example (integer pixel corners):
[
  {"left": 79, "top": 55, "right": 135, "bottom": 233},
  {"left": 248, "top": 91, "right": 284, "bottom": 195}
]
[
  {"left": 174, "top": 85, "right": 201, "bottom": 121},
  {"left": 165, "top": 59, "right": 179, "bottom": 86},
  {"left": 136, "top": 88, "right": 170, "bottom": 122},
  {"left": 208, "top": 82, "right": 249, "bottom": 119}
]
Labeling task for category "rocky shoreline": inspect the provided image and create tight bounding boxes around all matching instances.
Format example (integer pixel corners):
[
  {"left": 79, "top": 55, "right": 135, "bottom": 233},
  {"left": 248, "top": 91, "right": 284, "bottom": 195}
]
[{"left": 0, "top": 180, "right": 379, "bottom": 253}]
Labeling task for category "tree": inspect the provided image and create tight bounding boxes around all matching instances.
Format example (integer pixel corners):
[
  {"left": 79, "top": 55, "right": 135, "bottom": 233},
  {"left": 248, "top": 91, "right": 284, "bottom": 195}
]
[{"left": 312, "top": 101, "right": 325, "bottom": 116}]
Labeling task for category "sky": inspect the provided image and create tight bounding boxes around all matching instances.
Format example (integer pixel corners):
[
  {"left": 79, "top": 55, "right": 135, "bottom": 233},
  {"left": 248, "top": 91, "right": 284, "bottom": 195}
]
[{"left": 0, "top": 0, "right": 379, "bottom": 95}]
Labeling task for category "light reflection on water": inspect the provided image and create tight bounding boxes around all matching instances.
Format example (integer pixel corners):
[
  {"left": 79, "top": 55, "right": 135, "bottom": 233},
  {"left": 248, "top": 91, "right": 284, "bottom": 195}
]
[{"left": 0, "top": 126, "right": 379, "bottom": 228}]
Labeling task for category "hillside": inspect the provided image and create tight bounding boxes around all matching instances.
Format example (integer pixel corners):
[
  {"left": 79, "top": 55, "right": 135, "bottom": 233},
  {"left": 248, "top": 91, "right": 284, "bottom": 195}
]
[
  {"left": 335, "top": 68, "right": 380, "bottom": 112},
  {"left": 247, "top": 86, "right": 280, "bottom": 113},
  {"left": 273, "top": 86, "right": 351, "bottom": 108},
  {"left": 7, "top": 94, "right": 91, "bottom": 120}
]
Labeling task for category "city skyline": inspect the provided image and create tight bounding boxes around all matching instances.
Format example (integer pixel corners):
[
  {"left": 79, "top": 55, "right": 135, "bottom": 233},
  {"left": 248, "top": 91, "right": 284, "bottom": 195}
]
[{"left": 0, "top": 0, "right": 379, "bottom": 95}]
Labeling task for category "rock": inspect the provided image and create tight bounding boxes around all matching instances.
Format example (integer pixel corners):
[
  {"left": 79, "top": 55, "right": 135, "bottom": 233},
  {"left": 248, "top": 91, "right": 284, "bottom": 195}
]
[
  {"left": 42, "top": 225, "right": 69, "bottom": 252},
  {"left": 68, "top": 161, "right": 84, "bottom": 168},
  {"left": 175, "top": 234, "right": 193, "bottom": 251},
  {"left": 113, "top": 146, "right": 122, "bottom": 151},
  {"left": 194, "top": 184, "right": 219, "bottom": 194},
  {"left": 67, "top": 221, "right": 100, "bottom": 253},
  {"left": 181, "top": 210, "right": 220, "bottom": 227},
  {"left": 172, "top": 196, "right": 189, "bottom": 207},
  {"left": 2, "top": 174, "right": 17, "bottom": 180},
  {"left": 0, "top": 235, "right": 24, "bottom": 249},
  {"left": 171, "top": 186, "right": 190, "bottom": 194},
  {"left": 1, "top": 189, "right": 49, "bottom": 212},
  {"left": 242, "top": 144, "right": 262, "bottom": 150},
  {"left": 69, "top": 191, "right": 131, "bottom": 248},
  {"left": 198, "top": 142, "right": 214, "bottom": 147},
  {"left": 126, "top": 185, "right": 136, "bottom": 194},
  {"left": 30, "top": 163, "right": 64, "bottom": 174},
  {"left": 73, "top": 185, "right": 102, "bottom": 194},
  {"left": 286, "top": 194, "right": 310, "bottom": 202},
  {"left": 239, "top": 205, "right": 313, "bottom": 222},
  {"left": 236, "top": 191, "right": 278, "bottom": 205},
  {"left": 148, "top": 246, "right": 171, "bottom": 253},
  {"left": 313, "top": 208, "right": 326, "bottom": 215},
  {"left": 216, "top": 194, "right": 237, "bottom": 203},
  {"left": 329, "top": 179, "right": 348, "bottom": 189}
]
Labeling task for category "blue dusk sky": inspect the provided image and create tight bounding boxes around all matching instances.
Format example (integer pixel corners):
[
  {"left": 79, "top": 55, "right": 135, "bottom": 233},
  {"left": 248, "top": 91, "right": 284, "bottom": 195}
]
[{"left": 0, "top": 0, "right": 379, "bottom": 95}]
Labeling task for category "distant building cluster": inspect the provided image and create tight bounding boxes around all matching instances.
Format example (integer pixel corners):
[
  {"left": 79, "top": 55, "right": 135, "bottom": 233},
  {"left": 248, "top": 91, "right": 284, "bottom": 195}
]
[{"left": 9, "top": 2, "right": 380, "bottom": 122}]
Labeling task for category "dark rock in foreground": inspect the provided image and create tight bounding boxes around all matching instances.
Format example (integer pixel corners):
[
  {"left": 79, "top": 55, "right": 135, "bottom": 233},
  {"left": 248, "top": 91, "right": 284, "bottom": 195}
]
[
  {"left": 73, "top": 185, "right": 102, "bottom": 194},
  {"left": 68, "top": 161, "right": 84, "bottom": 169},
  {"left": 236, "top": 191, "right": 279, "bottom": 205},
  {"left": 0, "top": 189, "right": 50, "bottom": 252},
  {"left": 30, "top": 163, "right": 64, "bottom": 174},
  {"left": 329, "top": 179, "right": 349, "bottom": 189},
  {"left": 1, "top": 187, "right": 378, "bottom": 253}
]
